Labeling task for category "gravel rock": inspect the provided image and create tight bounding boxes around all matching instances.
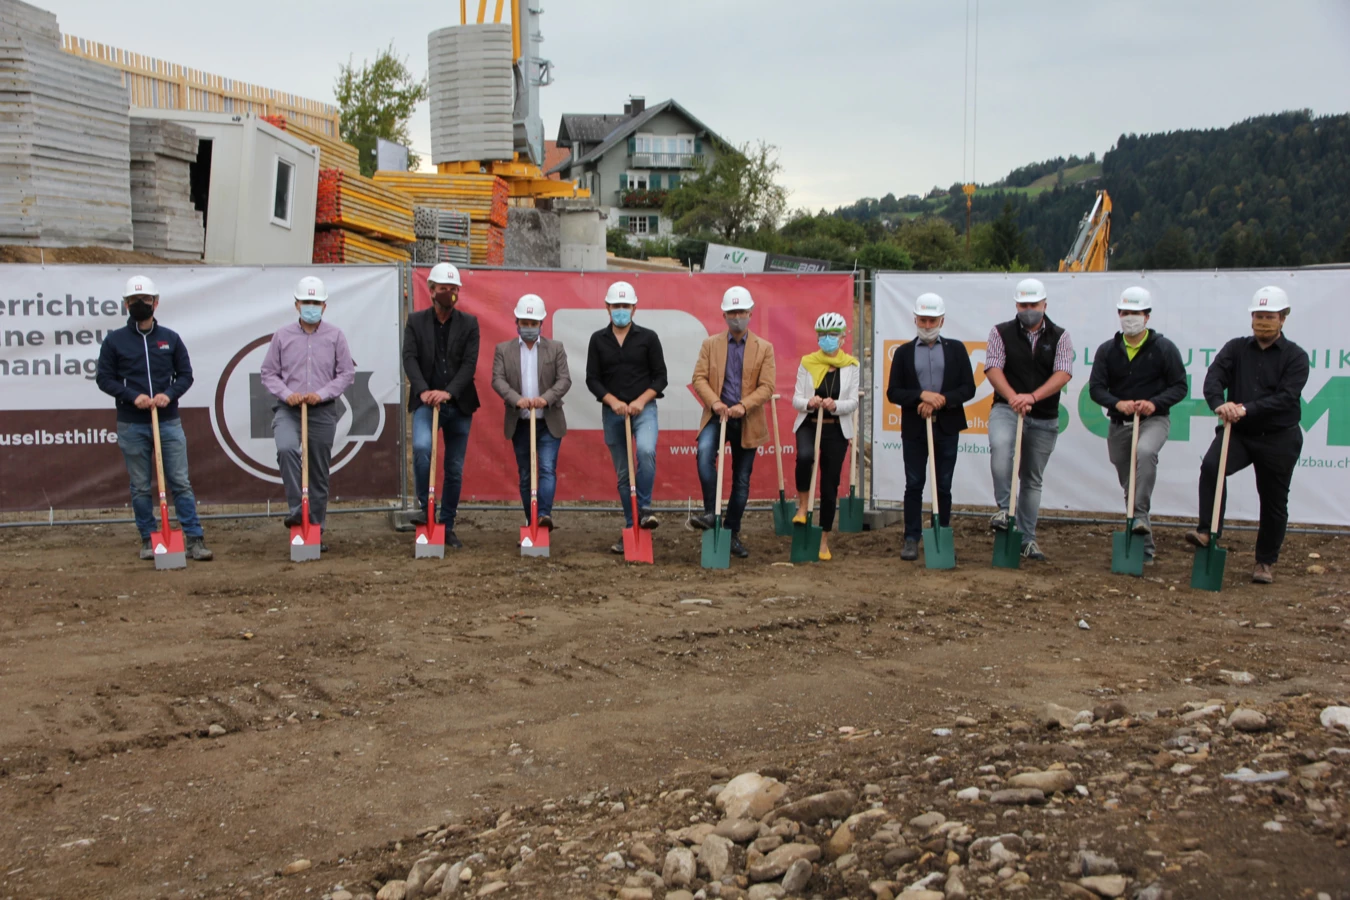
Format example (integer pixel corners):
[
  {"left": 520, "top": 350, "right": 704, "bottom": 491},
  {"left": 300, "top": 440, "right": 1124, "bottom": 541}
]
[
  {"left": 629, "top": 842, "right": 656, "bottom": 867},
  {"left": 1077, "top": 874, "right": 1128, "bottom": 897},
  {"left": 1320, "top": 706, "right": 1350, "bottom": 733},
  {"left": 717, "top": 773, "right": 789, "bottom": 820},
  {"left": 1228, "top": 708, "right": 1270, "bottom": 732},
  {"left": 207, "top": 723, "right": 227, "bottom": 737},
  {"left": 715, "top": 818, "right": 760, "bottom": 842},
  {"left": 909, "top": 811, "right": 946, "bottom": 829},
  {"left": 662, "top": 847, "right": 696, "bottom": 888},
  {"left": 773, "top": 789, "right": 856, "bottom": 823},
  {"left": 1042, "top": 703, "right": 1079, "bottom": 729},
  {"left": 896, "top": 891, "right": 943, "bottom": 900},
  {"left": 1070, "top": 850, "right": 1118, "bottom": 876},
  {"left": 280, "top": 859, "right": 312, "bottom": 876},
  {"left": 781, "top": 857, "right": 812, "bottom": 893},
  {"left": 989, "top": 788, "right": 1046, "bottom": 805},
  {"left": 955, "top": 786, "right": 981, "bottom": 802},
  {"left": 376, "top": 882, "right": 407, "bottom": 900},
  {"left": 602, "top": 851, "right": 626, "bottom": 869},
  {"left": 475, "top": 882, "right": 507, "bottom": 897},
  {"left": 747, "top": 885, "right": 786, "bottom": 900},
  {"left": 698, "top": 834, "right": 733, "bottom": 881},
  {"left": 1008, "top": 769, "right": 1075, "bottom": 794},
  {"left": 748, "top": 842, "right": 821, "bottom": 881}
]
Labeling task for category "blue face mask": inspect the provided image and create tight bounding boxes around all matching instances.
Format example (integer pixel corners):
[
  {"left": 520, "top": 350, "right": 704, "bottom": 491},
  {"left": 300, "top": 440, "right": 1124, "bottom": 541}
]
[
  {"left": 611, "top": 308, "right": 633, "bottom": 328},
  {"left": 818, "top": 334, "right": 841, "bottom": 354},
  {"left": 299, "top": 304, "right": 323, "bottom": 325}
]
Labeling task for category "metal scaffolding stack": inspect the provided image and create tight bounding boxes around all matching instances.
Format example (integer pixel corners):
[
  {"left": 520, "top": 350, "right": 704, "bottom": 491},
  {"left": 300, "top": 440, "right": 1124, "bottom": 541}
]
[
  {"left": 0, "top": 0, "right": 133, "bottom": 248},
  {"left": 129, "top": 117, "right": 204, "bottom": 259}
]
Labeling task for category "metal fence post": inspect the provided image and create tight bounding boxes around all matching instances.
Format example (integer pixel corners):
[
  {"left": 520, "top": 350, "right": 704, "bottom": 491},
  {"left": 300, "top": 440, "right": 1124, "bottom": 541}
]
[{"left": 398, "top": 262, "right": 411, "bottom": 511}]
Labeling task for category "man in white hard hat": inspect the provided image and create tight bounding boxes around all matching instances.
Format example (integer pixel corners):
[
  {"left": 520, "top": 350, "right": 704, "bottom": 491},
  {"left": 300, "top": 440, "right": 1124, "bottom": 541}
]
[
  {"left": 491, "top": 294, "right": 572, "bottom": 530},
  {"left": 1088, "top": 287, "right": 1187, "bottom": 563},
  {"left": 585, "top": 280, "right": 668, "bottom": 552},
  {"left": 260, "top": 275, "right": 355, "bottom": 551},
  {"left": 982, "top": 277, "right": 1075, "bottom": 561},
  {"left": 688, "top": 286, "right": 777, "bottom": 558},
  {"left": 95, "top": 275, "right": 213, "bottom": 561},
  {"left": 884, "top": 292, "right": 976, "bottom": 561},
  {"left": 1186, "top": 286, "right": 1309, "bottom": 584},
  {"left": 403, "top": 263, "right": 481, "bottom": 548}
]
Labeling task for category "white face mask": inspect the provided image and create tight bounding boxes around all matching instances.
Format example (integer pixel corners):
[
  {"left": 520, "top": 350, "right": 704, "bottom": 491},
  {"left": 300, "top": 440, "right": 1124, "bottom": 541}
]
[
  {"left": 916, "top": 325, "right": 941, "bottom": 343},
  {"left": 1120, "top": 314, "right": 1147, "bottom": 337}
]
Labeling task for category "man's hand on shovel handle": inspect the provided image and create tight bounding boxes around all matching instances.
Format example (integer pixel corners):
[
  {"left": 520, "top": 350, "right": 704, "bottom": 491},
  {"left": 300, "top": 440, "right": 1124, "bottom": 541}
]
[
  {"left": 152, "top": 394, "right": 171, "bottom": 408},
  {"left": 134, "top": 394, "right": 154, "bottom": 410}
]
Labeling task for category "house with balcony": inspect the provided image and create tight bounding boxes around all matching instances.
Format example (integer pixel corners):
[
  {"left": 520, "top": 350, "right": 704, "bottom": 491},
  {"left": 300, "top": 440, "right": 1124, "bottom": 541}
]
[{"left": 548, "top": 96, "right": 726, "bottom": 241}]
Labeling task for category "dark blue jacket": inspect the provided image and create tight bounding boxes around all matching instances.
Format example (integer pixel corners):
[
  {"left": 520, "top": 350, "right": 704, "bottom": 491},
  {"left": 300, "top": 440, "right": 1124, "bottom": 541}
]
[
  {"left": 95, "top": 318, "right": 194, "bottom": 423},
  {"left": 886, "top": 336, "right": 977, "bottom": 439}
]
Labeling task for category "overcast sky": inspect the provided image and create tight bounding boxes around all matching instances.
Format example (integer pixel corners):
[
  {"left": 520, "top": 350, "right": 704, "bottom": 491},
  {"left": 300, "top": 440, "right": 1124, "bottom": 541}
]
[{"left": 43, "top": 0, "right": 1350, "bottom": 212}]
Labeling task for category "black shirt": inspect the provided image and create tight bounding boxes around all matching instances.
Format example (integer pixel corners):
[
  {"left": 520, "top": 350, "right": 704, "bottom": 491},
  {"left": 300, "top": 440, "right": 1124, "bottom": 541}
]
[
  {"left": 1204, "top": 333, "right": 1309, "bottom": 433},
  {"left": 585, "top": 323, "right": 669, "bottom": 403},
  {"left": 1088, "top": 330, "right": 1188, "bottom": 424},
  {"left": 431, "top": 314, "right": 453, "bottom": 390}
]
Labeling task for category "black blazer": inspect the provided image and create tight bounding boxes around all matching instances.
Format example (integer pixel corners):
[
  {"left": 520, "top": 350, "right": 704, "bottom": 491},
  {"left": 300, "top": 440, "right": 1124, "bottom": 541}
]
[
  {"left": 403, "top": 307, "right": 480, "bottom": 414},
  {"left": 886, "top": 336, "right": 977, "bottom": 438}
]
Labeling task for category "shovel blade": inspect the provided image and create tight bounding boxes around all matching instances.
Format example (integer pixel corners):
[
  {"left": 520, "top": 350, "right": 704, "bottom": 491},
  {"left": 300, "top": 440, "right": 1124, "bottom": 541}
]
[
  {"left": 520, "top": 524, "right": 551, "bottom": 558},
  {"left": 153, "top": 528, "right": 186, "bottom": 570},
  {"left": 789, "top": 515, "right": 823, "bottom": 563},
  {"left": 1111, "top": 526, "right": 1145, "bottom": 576},
  {"left": 623, "top": 525, "right": 653, "bottom": 564},
  {"left": 772, "top": 497, "right": 797, "bottom": 537},
  {"left": 415, "top": 523, "right": 446, "bottom": 558},
  {"left": 290, "top": 523, "right": 322, "bottom": 562},
  {"left": 701, "top": 522, "right": 731, "bottom": 569},
  {"left": 837, "top": 488, "right": 865, "bottom": 533},
  {"left": 1190, "top": 543, "right": 1228, "bottom": 592},
  {"left": 992, "top": 523, "right": 1023, "bottom": 569},
  {"left": 922, "top": 525, "right": 956, "bottom": 570}
]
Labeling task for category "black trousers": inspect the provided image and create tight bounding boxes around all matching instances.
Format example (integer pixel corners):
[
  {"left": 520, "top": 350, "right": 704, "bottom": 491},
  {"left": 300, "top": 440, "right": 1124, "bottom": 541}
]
[
  {"left": 795, "top": 420, "right": 848, "bottom": 532},
  {"left": 1197, "top": 424, "right": 1302, "bottom": 564}
]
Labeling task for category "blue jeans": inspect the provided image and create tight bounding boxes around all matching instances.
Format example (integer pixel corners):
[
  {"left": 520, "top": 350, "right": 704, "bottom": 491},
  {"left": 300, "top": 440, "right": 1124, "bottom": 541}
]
[
  {"left": 116, "top": 418, "right": 203, "bottom": 539},
  {"left": 413, "top": 404, "right": 473, "bottom": 528},
  {"left": 988, "top": 402, "right": 1059, "bottom": 544},
  {"left": 602, "top": 402, "right": 658, "bottom": 528},
  {"left": 510, "top": 425, "right": 561, "bottom": 523},
  {"left": 902, "top": 431, "right": 959, "bottom": 540},
  {"left": 697, "top": 418, "right": 756, "bottom": 533}
]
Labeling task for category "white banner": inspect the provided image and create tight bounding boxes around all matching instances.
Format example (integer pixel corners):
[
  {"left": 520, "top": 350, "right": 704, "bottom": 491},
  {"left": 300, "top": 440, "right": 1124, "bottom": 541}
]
[
  {"left": 0, "top": 265, "right": 402, "bottom": 509},
  {"left": 873, "top": 270, "right": 1350, "bottom": 526},
  {"left": 702, "top": 243, "right": 767, "bottom": 274}
]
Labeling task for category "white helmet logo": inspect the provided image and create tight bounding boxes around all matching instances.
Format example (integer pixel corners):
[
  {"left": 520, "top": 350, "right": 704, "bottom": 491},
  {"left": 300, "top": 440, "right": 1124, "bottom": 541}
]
[
  {"left": 619, "top": 291, "right": 626, "bottom": 298},
  {"left": 134, "top": 283, "right": 142, "bottom": 291},
  {"left": 1259, "top": 298, "right": 1268, "bottom": 306},
  {"left": 308, "top": 289, "right": 316, "bottom": 296}
]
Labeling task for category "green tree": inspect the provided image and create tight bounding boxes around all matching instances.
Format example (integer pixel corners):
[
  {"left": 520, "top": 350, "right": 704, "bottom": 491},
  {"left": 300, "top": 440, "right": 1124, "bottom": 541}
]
[
  {"left": 1338, "top": 228, "right": 1350, "bottom": 263},
  {"left": 987, "top": 201, "right": 1028, "bottom": 269},
  {"left": 335, "top": 44, "right": 427, "bottom": 176},
  {"left": 1148, "top": 226, "right": 1195, "bottom": 269},
  {"left": 665, "top": 141, "right": 790, "bottom": 244},
  {"left": 857, "top": 241, "right": 913, "bottom": 271},
  {"left": 897, "top": 218, "right": 961, "bottom": 271}
]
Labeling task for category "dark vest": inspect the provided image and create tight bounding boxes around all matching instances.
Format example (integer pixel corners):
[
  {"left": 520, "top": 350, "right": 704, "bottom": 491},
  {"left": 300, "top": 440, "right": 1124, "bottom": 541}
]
[{"left": 992, "top": 316, "right": 1065, "bottom": 420}]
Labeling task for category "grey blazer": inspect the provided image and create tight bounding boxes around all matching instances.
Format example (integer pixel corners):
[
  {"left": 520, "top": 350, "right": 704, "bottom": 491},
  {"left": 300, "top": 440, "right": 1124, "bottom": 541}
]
[{"left": 491, "top": 336, "right": 572, "bottom": 439}]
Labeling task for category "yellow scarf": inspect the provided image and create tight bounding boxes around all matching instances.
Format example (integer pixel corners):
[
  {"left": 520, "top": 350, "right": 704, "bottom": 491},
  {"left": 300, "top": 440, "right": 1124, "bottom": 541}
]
[{"left": 801, "top": 349, "right": 859, "bottom": 388}]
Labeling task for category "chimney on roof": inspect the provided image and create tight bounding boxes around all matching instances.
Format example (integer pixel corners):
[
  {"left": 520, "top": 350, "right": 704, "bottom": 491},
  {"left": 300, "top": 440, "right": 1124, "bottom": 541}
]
[{"left": 626, "top": 96, "right": 645, "bottom": 116}]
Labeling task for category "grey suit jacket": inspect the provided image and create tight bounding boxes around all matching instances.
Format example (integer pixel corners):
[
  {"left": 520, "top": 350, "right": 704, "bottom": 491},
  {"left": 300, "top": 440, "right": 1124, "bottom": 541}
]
[{"left": 491, "top": 336, "right": 571, "bottom": 439}]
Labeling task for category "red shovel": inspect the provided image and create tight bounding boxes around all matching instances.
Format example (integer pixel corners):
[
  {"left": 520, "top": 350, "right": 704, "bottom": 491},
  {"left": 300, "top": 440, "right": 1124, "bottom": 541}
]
[
  {"left": 621, "top": 413, "right": 653, "bottom": 563},
  {"left": 520, "top": 408, "right": 550, "bottom": 557},
  {"left": 415, "top": 403, "right": 446, "bottom": 558},
  {"left": 149, "top": 406, "right": 186, "bottom": 570},
  {"left": 289, "top": 402, "right": 322, "bottom": 562}
]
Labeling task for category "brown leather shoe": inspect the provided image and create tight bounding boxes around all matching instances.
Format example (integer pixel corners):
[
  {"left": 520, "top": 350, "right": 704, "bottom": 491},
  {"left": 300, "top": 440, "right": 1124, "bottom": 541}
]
[
  {"left": 1252, "top": 563, "right": 1274, "bottom": 584},
  {"left": 1184, "top": 529, "right": 1210, "bottom": 549}
]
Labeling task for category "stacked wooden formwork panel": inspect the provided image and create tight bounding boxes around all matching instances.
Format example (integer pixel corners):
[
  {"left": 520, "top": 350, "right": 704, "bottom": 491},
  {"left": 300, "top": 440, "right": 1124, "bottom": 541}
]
[
  {"left": 374, "top": 170, "right": 507, "bottom": 265},
  {"left": 262, "top": 115, "right": 360, "bottom": 176},
  {"left": 0, "top": 0, "right": 133, "bottom": 248},
  {"left": 312, "top": 168, "right": 414, "bottom": 264},
  {"left": 312, "top": 228, "right": 409, "bottom": 264},
  {"left": 129, "top": 117, "right": 203, "bottom": 259}
]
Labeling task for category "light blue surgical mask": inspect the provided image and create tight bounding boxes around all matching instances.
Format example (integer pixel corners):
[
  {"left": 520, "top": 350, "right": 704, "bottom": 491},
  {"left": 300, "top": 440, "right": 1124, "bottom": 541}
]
[
  {"left": 818, "top": 334, "right": 841, "bottom": 354},
  {"left": 611, "top": 308, "right": 633, "bottom": 328},
  {"left": 518, "top": 325, "right": 540, "bottom": 343},
  {"left": 299, "top": 304, "right": 323, "bottom": 325}
]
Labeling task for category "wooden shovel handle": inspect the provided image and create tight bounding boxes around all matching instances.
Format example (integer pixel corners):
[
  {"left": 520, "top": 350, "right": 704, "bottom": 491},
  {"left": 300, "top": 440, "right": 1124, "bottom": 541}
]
[
  {"left": 1210, "top": 420, "right": 1232, "bottom": 535},
  {"left": 926, "top": 415, "right": 939, "bottom": 518},
  {"left": 1125, "top": 412, "right": 1140, "bottom": 520},
  {"left": 150, "top": 405, "right": 168, "bottom": 501},
  {"left": 1007, "top": 412, "right": 1025, "bottom": 518},
  {"left": 769, "top": 393, "right": 786, "bottom": 491},
  {"left": 807, "top": 406, "right": 824, "bottom": 516},
  {"left": 714, "top": 415, "right": 728, "bottom": 518},
  {"left": 428, "top": 403, "right": 440, "bottom": 497},
  {"left": 301, "top": 402, "right": 308, "bottom": 493},
  {"left": 528, "top": 407, "right": 538, "bottom": 495}
]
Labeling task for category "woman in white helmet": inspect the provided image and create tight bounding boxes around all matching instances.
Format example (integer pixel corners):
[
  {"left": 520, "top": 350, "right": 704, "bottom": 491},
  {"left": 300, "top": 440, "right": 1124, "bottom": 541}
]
[{"left": 790, "top": 312, "right": 861, "bottom": 560}]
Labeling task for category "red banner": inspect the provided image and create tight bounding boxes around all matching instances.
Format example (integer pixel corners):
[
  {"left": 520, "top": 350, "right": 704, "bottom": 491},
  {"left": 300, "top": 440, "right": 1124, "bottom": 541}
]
[{"left": 412, "top": 269, "right": 856, "bottom": 504}]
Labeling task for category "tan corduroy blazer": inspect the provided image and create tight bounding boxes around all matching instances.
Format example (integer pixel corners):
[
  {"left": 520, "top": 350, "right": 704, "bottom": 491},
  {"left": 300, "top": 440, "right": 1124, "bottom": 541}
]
[{"left": 691, "top": 331, "right": 777, "bottom": 447}]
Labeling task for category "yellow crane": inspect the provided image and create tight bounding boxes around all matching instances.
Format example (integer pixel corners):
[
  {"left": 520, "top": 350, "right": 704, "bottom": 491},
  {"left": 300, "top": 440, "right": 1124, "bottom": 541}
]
[{"left": 1059, "top": 190, "right": 1112, "bottom": 271}]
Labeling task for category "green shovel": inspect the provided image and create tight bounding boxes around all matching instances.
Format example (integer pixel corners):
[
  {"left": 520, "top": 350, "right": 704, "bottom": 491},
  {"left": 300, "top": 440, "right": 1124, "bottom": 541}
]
[
  {"left": 1191, "top": 420, "right": 1232, "bottom": 592},
  {"left": 922, "top": 416, "right": 956, "bottom": 569},
  {"left": 992, "top": 411, "right": 1026, "bottom": 569},
  {"left": 700, "top": 416, "right": 732, "bottom": 569},
  {"left": 1111, "top": 412, "right": 1146, "bottom": 576},
  {"left": 769, "top": 394, "right": 796, "bottom": 536},
  {"left": 790, "top": 407, "right": 825, "bottom": 563},
  {"left": 837, "top": 404, "right": 865, "bottom": 533}
]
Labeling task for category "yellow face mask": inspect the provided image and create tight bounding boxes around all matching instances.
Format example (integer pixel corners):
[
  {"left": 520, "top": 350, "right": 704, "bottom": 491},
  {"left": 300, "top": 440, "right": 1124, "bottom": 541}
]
[{"left": 1252, "top": 318, "right": 1282, "bottom": 341}]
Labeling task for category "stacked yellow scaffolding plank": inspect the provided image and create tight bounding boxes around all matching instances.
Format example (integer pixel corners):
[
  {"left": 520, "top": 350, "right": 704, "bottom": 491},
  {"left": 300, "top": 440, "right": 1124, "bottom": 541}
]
[
  {"left": 313, "top": 228, "right": 410, "bottom": 264},
  {"left": 372, "top": 171, "right": 509, "bottom": 227},
  {"left": 262, "top": 116, "right": 359, "bottom": 176},
  {"left": 316, "top": 169, "right": 415, "bottom": 244}
]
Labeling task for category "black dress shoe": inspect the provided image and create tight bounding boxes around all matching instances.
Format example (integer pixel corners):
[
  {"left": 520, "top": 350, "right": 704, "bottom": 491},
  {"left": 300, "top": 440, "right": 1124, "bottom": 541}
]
[
  {"left": 445, "top": 531, "right": 463, "bottom": 549},
  {"left": 730, "top": 534, "right": 749, "bottom": 558},
  {"left": 538, "top": 514, "right": 554, "bottom": 530},
  {"left": 901, "top": 537, "right": 919, "bottom": 561},
  {"left": 686, "top": 512, "right": 715, "bottom": 531},
  {"left": 283, "top": 515, "right": 301, "bottom": 528},
  {"left": 409, "top": 511, "right": 428, "bottom": 526},
  {"left": 639, "top": 510, "right": 660, "bottom": 530}
]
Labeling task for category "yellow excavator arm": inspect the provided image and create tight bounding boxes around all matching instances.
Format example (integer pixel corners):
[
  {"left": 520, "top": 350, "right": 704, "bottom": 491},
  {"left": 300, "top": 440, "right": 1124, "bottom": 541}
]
[{"left": 1059, "top": 190, "right": 1112, "bottom": 272}]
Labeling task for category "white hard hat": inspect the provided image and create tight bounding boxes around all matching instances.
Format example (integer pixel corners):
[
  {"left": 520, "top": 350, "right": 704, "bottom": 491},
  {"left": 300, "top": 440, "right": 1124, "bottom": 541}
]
[
  {"left": 513, "top": 294, "right": 546, "bottom": 321},
  {"left": 814, "top": 312, "right": 846, "bottom": 333},
  {"left": 294, "top": 275, "right": 328, "bottom": 302},
  {"left": 1117, "top": 286, "right": 1152, "bottom": 312},
  {"left": 721, "top": 286, "right": 754, "bottom": 312},
  {"left": 914, "top": 292, "right": 946, "bottom": 317},
  {"left": 1014, "top": 278, "right": 1047, "bottom": 304},
  {"left": 123, "top": 275, "right": 158, "bottom": 298},
  {"left": 428, "top": 262, "right": 462, "bottom": 286},
  {"left": 605, "top": 281, "right": 637, "bottom": 306},
  {"left": 1249, "top": 285, "right": 1290, "bottom": 313}
]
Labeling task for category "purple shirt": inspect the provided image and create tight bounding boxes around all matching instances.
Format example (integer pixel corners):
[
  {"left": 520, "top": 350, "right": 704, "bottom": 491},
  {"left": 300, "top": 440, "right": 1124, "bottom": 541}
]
[
  {"left": 984, "top": 323, "right": 1074, "bottom": 375},
  {"left": 719, "top": 332, "right": 746, "bottom": 405},
  {"left": 260, "top": 321, "right": 356, "bottom": 402}
]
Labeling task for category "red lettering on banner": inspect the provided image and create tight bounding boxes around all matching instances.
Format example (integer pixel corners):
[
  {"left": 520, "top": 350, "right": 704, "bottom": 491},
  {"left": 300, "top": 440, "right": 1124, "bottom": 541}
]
[{"left": 411, "top": 269, "right": 855, "bottom": 503}]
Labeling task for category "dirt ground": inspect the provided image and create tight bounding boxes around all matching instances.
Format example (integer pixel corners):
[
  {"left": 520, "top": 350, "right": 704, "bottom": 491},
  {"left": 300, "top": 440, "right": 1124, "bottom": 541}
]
[
  {"left": 1, "top": 510, "right": 1347, "bottom": 900},
  {"left": 0, "top": 246, "right": 190, "bottom": 266}
]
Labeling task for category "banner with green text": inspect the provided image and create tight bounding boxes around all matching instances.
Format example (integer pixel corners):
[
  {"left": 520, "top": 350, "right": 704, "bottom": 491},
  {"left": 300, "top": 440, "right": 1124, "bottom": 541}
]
[{"left": 873, "top": 269, "right": 1350, "bottom": 526}]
